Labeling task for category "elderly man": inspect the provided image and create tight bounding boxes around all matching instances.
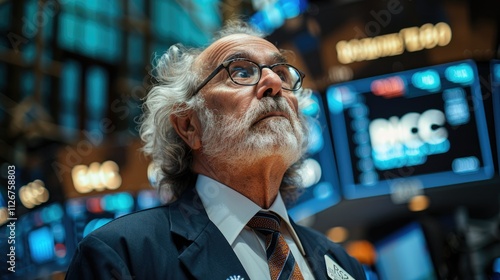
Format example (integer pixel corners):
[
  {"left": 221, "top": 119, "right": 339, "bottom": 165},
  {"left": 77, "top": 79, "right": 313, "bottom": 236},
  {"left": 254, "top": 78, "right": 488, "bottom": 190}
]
[{"left": 65, "top": 21, "right": 366, "bottom": 280}]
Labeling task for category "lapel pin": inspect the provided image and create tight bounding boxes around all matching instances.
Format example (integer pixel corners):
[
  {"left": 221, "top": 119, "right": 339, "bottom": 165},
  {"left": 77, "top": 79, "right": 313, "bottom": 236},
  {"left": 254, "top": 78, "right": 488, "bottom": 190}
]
[{"left": 226, "top": 275, "right": 244, "bottom": 280}]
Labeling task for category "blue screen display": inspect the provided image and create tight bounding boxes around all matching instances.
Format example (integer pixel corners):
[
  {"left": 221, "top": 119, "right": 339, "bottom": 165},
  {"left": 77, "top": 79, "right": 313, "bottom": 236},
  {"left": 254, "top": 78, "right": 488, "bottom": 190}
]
[
  {"left": 1, "top": 203, "right": 72, "bottom": 279},
  {"left": 375, "top": 222, "right": 437, "bottom": 280},
  {"left": 490, "top": 59, "right": 500, "bottom": 171},
  {"left": 66, "top": 192, "right": 135, "bottom": 242},
  {"left": 288, "top": 92, "right": 341, "bottom": 221},
  {"left": 326, "top": 60, "right": 494, "bottom": 199},
  {"left": 28, "top": 227, "right": 55, "bottom": 264}
]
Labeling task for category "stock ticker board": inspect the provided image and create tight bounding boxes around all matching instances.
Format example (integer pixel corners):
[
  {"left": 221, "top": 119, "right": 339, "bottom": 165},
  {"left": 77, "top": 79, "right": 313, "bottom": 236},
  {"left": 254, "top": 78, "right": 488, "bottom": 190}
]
[{"left": 326, "top": 59, "right": 494, "bottom": 200}]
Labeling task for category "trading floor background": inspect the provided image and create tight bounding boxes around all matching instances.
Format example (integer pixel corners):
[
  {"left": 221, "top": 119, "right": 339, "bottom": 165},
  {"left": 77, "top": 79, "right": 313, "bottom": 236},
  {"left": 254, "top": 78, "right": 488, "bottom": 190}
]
[{"left": 0, "top": 0, "right": 499, "bottom": 279}]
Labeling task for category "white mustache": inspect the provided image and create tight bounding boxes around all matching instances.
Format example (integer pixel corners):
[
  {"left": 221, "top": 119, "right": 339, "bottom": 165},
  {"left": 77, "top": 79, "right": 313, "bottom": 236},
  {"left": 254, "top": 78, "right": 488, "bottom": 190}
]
[{"left": 249, "top": 97, "right": 297, "bottom": 125}]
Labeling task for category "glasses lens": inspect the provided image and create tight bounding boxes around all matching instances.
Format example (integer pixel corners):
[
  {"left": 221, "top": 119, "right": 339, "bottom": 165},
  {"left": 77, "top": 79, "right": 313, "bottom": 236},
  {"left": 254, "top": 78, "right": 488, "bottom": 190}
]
[
  {"left": 228, "top": 60, "right": 260, "bottom": 85},
  {"left": 272, "top": 64, "right": 302, "bottom": 90}
]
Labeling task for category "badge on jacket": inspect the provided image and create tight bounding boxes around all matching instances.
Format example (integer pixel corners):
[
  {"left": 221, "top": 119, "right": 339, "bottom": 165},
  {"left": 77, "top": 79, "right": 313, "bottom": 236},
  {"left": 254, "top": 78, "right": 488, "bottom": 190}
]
[{"left": 325, "top": 254, "right": 355, "bottom": 280}]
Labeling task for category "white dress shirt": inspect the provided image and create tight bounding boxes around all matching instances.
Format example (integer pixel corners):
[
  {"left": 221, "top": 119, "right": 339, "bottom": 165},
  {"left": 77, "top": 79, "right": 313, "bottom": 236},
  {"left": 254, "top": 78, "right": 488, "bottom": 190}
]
[{"left": 195, "top": 175, "right": 315, "bottom": 280}]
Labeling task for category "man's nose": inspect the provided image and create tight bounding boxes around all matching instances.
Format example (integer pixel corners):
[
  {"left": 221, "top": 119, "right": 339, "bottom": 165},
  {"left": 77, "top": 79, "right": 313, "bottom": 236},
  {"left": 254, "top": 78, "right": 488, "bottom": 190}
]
[{"left": 256, "top": 68, "right": 282, "bottom": 99}]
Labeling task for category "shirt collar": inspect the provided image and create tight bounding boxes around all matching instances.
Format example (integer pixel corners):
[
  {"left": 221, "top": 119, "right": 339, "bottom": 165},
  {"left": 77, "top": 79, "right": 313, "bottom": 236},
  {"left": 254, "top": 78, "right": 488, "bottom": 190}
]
[{"left": 195, "top": 175, "right": 306, "bottom": 255}]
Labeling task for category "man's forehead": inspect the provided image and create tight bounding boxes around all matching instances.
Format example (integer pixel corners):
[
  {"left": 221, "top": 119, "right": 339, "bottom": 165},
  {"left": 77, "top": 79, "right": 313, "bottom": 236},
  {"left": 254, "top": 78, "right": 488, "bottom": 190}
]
[{"left": 197, "top": 34, "right": 284, "bottom": 66}]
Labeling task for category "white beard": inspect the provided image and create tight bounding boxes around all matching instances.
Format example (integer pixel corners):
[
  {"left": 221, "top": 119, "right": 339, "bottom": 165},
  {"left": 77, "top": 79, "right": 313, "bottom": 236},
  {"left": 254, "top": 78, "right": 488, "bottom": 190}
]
[{"left": 195, "top": 97, "right": 305, "bottom": 167}]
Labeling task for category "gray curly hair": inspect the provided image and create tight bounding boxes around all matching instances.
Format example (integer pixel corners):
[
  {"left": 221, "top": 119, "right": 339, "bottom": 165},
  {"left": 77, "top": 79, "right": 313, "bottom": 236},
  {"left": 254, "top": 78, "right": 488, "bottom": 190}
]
[{"left": 139, "top": 20, "right": 312, "bottom": 205}]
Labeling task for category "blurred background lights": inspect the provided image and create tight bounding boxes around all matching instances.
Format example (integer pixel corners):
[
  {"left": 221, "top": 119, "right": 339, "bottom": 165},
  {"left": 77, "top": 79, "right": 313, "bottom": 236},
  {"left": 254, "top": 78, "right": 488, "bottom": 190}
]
[
  {"left": 408, "top": 195, "right": 430, "bottom": 212},
  {"left": 29, "top": 227, "right": 55, "bottom": 264},
  {"left": 40, "top": 204, "right": 64, "bottom": 224},
  {"left": 71, "top": 160, "right": 122, "bottom": 193},
  {"left": 0, "top": 207, "right": 8, "bottom": 225},
  {"left": 411, "top": 70, "right": 441, "bottom": 91},
  {"left": 301, "top": 96, "right": 320, "bottom": 116},
  {"left": 86, "top": 197, "right": 104, "bottom": 214},
  {"left": 137, "top": 190, "right": 161, "bottom": 210},
  {"left": 147, "top": 162, "right": 162, "bottom": 188},
  {"left": 101, "top": 193, "right": 134, "bottom": 213},
  {"left": 306, "top": 121, "right": 324, "bottom": 154},
  {"left": 494, "top": 64, "right": 500, "bottom": 82},
  {"left": 52, "top": 223, "right": 66, "bottom": 244},
  {"left": 249, "top": 0, "right": 308, "bottom": 34},
  {"left": 336, "top": 22, "right": 452, "bottom": 64},
  {"left": 72, "top": 165, "right": 92, "bottom": 193},
  {"left": 327, "top": 226, "right": 349, "bottom": 243},
  {"left": 54, "top": 243, "right": 67, "bottom": 259},
  {"left": 445, "top": 64, "right": 474, "bottom": 84},
  {"left": 298, "top": 158, "right": 322, "bottom": 188},
  {"left": 66, "top": 199, "right": 86, "bottom": 219},
  {"left": 313, "top": 182, "right": 334, "bottom": 199},
  {"left": 83, "top": 218, "right": 113, "bottom": 237},
  {"left": 345, "top": 240, "right": 377, "bottom": 266},
  {"left": 20, "top": 179, "right": 50, "bottom": 209},
  {"left": 328, "top": 66, "right": 353, "bottom": 83}
]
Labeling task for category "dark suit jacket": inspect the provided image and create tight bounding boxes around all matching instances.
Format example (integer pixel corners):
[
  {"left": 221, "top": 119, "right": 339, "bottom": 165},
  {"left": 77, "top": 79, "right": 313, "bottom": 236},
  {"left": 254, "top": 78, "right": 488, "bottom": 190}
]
[{"left": 65, "top": 188, "right": 366, "bottom": 280}]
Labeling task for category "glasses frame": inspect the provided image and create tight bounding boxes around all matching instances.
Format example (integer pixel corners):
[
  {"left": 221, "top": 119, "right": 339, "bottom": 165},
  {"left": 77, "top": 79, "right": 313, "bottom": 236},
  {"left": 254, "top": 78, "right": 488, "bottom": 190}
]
[{"left": 193, "top": 58, "right": 305, "bottom": 94}]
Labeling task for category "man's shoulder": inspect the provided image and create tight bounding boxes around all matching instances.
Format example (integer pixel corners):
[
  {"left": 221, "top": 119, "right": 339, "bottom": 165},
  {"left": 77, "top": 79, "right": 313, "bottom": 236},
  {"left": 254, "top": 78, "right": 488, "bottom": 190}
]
[
  {"left": 84, "top": 205, "right": 171, "bottom": 242},
  {"left": 109, "top": 204, "right": 170, "bottom": 225}
]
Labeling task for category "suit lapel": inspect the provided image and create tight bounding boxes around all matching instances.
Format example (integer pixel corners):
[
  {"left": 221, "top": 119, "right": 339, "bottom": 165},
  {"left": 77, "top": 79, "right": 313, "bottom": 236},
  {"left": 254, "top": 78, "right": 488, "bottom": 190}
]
[
  {"left": 169, "top": 188, "right": 250, "bottom": 280},
  {"left": 290, "top": 219, "right": 330, "bottom": 279}
]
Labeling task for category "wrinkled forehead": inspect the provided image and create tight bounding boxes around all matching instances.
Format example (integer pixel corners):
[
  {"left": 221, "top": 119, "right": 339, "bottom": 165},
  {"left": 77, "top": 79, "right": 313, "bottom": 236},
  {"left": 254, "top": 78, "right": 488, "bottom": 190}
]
[{"left": 195, "top": 34, "right": 286, "bottom": 69}]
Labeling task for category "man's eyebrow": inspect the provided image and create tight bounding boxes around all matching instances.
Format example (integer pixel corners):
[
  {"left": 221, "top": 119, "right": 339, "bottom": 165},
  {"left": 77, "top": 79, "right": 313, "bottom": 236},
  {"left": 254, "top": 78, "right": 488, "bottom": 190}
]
[
  {"left": 273, "top": 53, "right": 288, "bottom": 63},
  {"left": 223, "top": 52, "right": 288, "bottom": 64},
  {"left": 224, "top": 52, "right": 249, "bottom": 61}
]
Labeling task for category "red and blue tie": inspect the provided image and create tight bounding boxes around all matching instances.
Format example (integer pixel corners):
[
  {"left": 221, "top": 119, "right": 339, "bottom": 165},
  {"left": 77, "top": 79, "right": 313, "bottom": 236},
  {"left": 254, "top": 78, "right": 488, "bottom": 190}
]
[{"left": 247, "top": 211, "right": 304, "bottom": 280}]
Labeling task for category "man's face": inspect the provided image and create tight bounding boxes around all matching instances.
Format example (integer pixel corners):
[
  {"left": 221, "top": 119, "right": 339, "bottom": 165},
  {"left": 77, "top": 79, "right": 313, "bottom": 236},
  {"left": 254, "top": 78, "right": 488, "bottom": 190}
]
[{"left": 193, "top": 34, "right": 305, "bottom": 166}]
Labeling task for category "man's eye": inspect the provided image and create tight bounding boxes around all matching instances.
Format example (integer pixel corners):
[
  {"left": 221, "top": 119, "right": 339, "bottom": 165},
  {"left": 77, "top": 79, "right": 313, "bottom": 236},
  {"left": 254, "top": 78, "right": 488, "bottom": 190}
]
[
  {"left": 231, "top": 67, "right": 253, "bottom": 79},
  {"left": 275, "top": 69, "right": 290, "bottom": 82}
]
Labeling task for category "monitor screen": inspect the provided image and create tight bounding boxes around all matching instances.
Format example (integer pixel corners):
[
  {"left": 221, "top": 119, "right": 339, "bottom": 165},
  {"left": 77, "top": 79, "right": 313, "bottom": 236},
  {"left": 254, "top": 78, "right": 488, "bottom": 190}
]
[
  {"left": 288, "top": 92, "right": 341, "bottom": 221},
  {"left": 490, "top": 59, "right": 500, "bottom": 170},
  {"left": 326, "top": 59, "right": 494, "bottom": 199},
  {"left": 65, "top": 192, "right": 135, "bottom": 244},
  {"left": 375, "top": 222, "right": 438, "bottom": 280},
  {"left": 0, "top": 203, "right": 73, "bottom": 279}
]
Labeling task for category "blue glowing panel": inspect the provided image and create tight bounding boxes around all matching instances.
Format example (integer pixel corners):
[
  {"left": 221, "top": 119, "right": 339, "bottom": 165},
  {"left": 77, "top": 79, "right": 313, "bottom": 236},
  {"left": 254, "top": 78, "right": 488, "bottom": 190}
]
[
  {"left": 66, "top": 192, "right": 135, "bottom": 242},
  {"left": 288, "top": 92, "right": 341, "bottom": 221},
  {"left": 151, "top": 0, "right": 212, "bottom": 46},
  {"left": 250, "top": 0, "right": 308, "bottom": 34},
  {"left": 59, "top": 60, "right": 81, "bottom": 139},
  {"left": 491, "top": 60, "right": 500, "bottom": 170},
  {"left": 136, "top": 190, "right": 162, "bottom": 210},
  {"left": 86, "top": 66, "right": 108, "bottom": 133},
  {"left": 7, "top": 203, "right": 73, "bottom": 279},
  {"left": 375, "top": 222, "right": 437, "bottom": 280},
  {"left": 326, "top": 60, "right": 494, "bottom": 199},
  {"left": 28, "top": 227, "right": 54, "bottom": 264}
]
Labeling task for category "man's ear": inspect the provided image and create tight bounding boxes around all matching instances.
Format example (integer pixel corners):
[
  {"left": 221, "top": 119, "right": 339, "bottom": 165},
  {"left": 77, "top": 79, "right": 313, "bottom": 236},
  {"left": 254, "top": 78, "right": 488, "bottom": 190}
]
[{"left": 170, "top": 109, "right": 202, "bottom": 150}]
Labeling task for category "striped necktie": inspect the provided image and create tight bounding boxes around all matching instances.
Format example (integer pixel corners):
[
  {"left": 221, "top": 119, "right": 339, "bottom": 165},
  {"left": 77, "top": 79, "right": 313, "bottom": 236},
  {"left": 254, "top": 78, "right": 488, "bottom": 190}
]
[{"left": 247, "top": 211, "right": 304, "bottom": 280}]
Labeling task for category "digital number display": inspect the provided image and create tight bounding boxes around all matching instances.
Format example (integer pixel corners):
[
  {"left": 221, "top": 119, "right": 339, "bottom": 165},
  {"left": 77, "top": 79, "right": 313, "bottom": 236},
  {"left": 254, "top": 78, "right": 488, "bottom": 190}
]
[{"left": 326, "top": 60, "right": 494, "bottom": 199}]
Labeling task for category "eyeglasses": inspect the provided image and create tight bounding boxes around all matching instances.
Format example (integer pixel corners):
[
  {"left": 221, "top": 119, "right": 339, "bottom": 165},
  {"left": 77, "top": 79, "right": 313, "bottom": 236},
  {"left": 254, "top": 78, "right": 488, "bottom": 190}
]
[{"left": 194, "top": 58, "right": 305, "bottom": 94}]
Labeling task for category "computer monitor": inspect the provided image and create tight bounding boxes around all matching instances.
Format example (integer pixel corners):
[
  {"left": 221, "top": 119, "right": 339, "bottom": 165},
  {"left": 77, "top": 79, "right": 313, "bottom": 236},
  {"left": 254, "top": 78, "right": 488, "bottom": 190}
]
[
  {"left": 374, "top": 222, "right": 438, "bottom": 280},
  {"left": 0, "top": 203, "right": 73, "bottom": 279},
  {"left": 65, "top": 192, "right": 135, "bottom": 244},
  {"left": 326, "top": 59, "right": 494, "bottom": 199},
  {"left": 490, "top": 59, "right": 500, "bottom": 170},
  {"left": 288, "top": 92, "right": 341, "bottom": 221}
]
